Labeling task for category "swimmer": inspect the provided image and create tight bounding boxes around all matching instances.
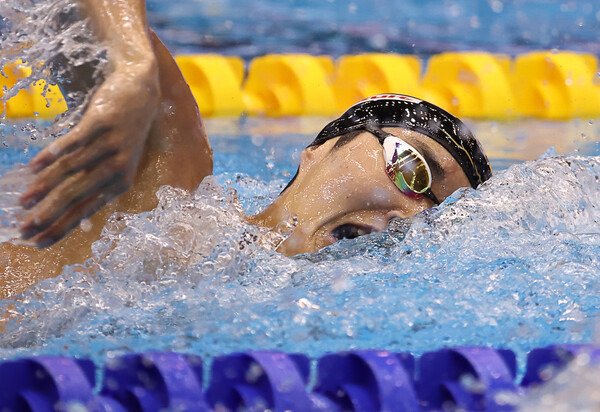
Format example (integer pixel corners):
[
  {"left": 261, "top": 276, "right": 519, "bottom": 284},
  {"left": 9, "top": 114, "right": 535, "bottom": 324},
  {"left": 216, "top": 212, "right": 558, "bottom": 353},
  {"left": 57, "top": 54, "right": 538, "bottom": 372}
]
[
  {"left": 0, "top": 0, "right": 491, "bottom": 298},
  {"left": 250, "top": 94, "right": 492, "bottom": 255}
]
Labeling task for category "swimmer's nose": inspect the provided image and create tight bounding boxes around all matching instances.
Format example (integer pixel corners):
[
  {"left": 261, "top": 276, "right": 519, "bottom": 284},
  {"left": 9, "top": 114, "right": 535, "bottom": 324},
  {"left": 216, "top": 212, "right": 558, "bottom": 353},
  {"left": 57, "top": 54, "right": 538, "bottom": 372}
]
[{"left": 276, "top": 226, "right": 313, "bottom": 256}]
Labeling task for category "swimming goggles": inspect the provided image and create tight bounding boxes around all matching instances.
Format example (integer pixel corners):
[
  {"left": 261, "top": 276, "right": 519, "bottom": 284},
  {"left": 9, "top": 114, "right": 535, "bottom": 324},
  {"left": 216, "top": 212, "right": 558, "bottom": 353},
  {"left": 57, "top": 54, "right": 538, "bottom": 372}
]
[
  {"left": 309, "top": 94, "right": 492, "bottom": 189},
  {"left": 284, "top": 94, "right": 492, "bottom": 200},
  {"left": 368, "top": 126, "right": 441, "bottom": 204}
]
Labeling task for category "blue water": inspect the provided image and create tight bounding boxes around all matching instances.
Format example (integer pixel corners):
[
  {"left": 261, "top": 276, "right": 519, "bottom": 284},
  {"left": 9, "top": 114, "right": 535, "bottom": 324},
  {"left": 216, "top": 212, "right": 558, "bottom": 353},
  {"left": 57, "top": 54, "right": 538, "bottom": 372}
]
[
  {"left": 147, "top": 0, "right": 600, "bottom": 58},
  {"left": 1, "top": 2, "right": 600, "bottom": 401},
  {"left": 1, "top": 117, "right": 600, "bottom": 372}
]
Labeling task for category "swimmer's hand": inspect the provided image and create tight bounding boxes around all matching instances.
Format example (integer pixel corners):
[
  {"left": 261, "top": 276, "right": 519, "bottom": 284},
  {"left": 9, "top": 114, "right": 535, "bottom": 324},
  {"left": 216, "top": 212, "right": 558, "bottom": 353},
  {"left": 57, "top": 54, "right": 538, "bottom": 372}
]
[{"left": 19, "top": 61, "right": 160, "bottom": 247}]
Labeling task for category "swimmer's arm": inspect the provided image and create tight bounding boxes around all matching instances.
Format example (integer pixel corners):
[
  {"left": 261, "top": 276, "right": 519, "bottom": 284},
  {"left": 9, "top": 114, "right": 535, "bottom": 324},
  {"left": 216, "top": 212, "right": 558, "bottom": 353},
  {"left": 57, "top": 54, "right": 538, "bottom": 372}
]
[
  {"left": 20, "top": 0, "right": 161, "bottom": 247},
  {"left": 76, "top": 0, "right": 156, "bottom": 67},
  {"left": 2, "top": 7, "right": 210, "bottom": 299}
]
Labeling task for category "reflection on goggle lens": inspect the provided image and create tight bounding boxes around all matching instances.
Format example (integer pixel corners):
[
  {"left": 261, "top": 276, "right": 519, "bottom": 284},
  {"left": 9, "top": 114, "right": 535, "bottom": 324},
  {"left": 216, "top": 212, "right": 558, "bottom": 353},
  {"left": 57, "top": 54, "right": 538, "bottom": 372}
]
[{"left": 383, "top": 136, "right": 432, "bottom": 195}]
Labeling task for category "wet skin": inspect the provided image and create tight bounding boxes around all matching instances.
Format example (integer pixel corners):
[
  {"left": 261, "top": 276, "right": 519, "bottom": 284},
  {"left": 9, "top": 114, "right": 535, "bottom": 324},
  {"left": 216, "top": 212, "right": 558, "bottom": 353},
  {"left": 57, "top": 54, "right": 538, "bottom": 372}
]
[
  {"left": 250, "top": 128, "right": 471, "bottom": 255},
  {"left": 0, "top": 27, "right": 211, "bottom": 299},
  {"left": 0, "top": 0, "right": 473, "bottom": 301}
]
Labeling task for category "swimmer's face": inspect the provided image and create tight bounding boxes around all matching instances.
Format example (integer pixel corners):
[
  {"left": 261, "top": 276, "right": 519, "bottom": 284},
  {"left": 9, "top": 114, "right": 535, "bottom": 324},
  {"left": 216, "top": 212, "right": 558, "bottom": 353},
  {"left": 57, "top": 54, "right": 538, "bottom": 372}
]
[{"left": 249, "top": 128, "right": 471, "bottom": 256}]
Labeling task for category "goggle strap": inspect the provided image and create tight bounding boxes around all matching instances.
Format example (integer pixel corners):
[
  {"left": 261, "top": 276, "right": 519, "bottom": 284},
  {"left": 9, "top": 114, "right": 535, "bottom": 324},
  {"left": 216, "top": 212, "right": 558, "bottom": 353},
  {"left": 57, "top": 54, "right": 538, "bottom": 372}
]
[{"left": 423, "top": 188, "right": 441, "bottom": 205}]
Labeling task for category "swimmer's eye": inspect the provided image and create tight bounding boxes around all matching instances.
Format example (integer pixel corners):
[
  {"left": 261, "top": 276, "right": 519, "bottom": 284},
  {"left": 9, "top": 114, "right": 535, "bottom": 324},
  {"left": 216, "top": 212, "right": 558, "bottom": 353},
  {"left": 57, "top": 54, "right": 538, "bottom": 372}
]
[{"left": 331, "top": 223, "right": 374, "bottom": 241}]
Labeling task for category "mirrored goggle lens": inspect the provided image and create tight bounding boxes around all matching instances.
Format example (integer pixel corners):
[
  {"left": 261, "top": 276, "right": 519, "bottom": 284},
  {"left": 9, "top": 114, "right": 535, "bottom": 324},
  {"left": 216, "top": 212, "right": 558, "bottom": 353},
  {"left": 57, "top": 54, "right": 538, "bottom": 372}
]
[{"left": 382, "top": 135, "right": 432, "bottom": 194}]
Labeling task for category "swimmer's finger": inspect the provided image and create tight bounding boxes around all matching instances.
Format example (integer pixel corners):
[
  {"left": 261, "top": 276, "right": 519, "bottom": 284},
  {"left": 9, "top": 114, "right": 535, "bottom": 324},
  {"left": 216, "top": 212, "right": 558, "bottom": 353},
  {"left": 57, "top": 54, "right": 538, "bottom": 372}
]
[
  {"left": 29, "top": 119, "right": 111, "bottom": 173},
  {"left": 20, "top": 156, "right": 131, "bottom": 242},
  {"left": 26, "top": 185, "right": 119, "bottom": 248},
  {"left": 21, "top": 135, "right": 120, "bottom": 209}
]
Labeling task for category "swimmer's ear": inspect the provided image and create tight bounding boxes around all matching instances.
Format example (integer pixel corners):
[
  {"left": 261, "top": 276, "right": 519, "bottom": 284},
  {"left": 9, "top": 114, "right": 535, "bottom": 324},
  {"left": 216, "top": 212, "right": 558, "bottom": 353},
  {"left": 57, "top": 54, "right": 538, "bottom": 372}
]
[
  {"left": 300, "top": 143, "right": 332, "bottom": 165},
  {"left": 299, "top": 148, "right": 315, "bottom": 165}
]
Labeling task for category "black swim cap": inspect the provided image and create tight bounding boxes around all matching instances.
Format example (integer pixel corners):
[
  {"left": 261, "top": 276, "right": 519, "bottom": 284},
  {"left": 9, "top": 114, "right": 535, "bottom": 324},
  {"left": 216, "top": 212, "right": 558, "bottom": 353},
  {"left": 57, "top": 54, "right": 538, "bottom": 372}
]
[{"left": 309, "top": 94, "right": 492, "bottom": 188}]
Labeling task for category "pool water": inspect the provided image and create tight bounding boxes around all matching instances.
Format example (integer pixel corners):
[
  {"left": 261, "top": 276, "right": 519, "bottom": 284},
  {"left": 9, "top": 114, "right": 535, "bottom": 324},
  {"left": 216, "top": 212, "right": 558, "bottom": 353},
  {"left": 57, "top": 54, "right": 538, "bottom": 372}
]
[
  {"left": 1, "top": 0, "right": 600, "bottom": 408},
  {"left": 1, "top": 117, "right": 600, "bottom": 367},
  {"left": 145, "top": 0, "right": 600, "bottom": 58}
]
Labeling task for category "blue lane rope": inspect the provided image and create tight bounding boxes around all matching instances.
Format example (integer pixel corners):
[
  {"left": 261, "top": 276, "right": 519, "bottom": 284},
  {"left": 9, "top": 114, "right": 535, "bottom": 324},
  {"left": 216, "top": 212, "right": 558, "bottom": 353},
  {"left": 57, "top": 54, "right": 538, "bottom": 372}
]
[{"left": 0, "top": 344, "right": 598, "bottom": 411}]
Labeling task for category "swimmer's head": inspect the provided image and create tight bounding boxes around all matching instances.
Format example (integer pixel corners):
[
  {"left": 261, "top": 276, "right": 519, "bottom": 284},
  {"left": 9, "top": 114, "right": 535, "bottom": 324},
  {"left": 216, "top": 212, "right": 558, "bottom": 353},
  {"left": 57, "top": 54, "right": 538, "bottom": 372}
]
[{"left": 250, "top": 94, "right": 492, "bottom": 256}]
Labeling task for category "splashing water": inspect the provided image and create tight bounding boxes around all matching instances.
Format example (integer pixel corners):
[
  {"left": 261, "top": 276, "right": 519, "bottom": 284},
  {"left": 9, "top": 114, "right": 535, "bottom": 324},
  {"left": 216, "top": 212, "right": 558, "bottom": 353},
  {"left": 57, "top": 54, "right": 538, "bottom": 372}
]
[
  {"left": 519, "top": 353, "right": 600, "bottom": 411},
  {"left": 0, "top": 0, "right": 105, "bottom": 106},
  {"left": 0, "top": 163, "right": 33, "bottom": 243},
  {"left": 1, "top": 152, "right": 599, "bottom": 370},
  {"left": 0, "top": 0, "right": 106, "bottom": 232},
  {"left": 1, "top": 1, "right": 600, "bottom": 408}
]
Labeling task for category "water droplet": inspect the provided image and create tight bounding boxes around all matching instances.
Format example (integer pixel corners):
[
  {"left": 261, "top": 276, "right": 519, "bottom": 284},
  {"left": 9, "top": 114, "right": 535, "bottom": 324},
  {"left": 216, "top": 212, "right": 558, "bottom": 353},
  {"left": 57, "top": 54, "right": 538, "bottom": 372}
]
[{"left": 490, "top": 0, "right": 503, "bottom": 13}]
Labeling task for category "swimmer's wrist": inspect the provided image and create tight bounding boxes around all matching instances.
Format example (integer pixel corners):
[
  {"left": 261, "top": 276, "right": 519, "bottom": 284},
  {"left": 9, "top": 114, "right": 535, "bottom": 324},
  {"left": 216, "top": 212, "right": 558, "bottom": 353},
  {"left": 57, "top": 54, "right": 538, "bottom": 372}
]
[
  {"left": 106, "top": 29, "right": 157, "bottom": 70},
  {"left": 76, "top": 0, "right": 156, "bottom": 68},
  {"left": 111, "top": 51, "right": 158, "bottom": 74},
  {"left": 111, "top": 57, "right": 160, "bottom": 106}
]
